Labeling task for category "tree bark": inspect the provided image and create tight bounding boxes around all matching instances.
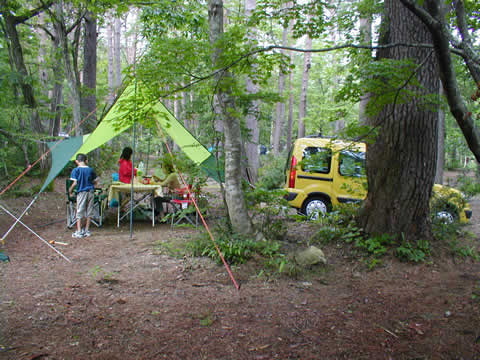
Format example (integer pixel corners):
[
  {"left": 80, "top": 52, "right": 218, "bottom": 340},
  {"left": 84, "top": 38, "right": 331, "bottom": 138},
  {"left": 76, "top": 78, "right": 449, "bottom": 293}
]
[
  {"left": 208, "top": 0, "right": 253, "bottom": 235},
  {"left": 298, "top": 32, "right": 312, "bottom": 138},
  {"left": 114, "top": 16, "right": 122, "bottom": 89},
  {"left": 358, "top": 0, "right": 439, "bottom": 241},
  {"left": 435, "top": 81, "right": 445, "bottom": 184},
  {"left": 81, "top": 10, "right": 97, "bottom": 132},
  {"left": 107, "top": 15, "right": 115, "bottom": 105},
  {"left": 52, "top": 0, "right": 82, "bottom": 135},
  {"left": 358, "top": 16, "right": 372, "bottom": 125},
  {"left": 1, "top": 2, "right": 43, "bottom": 134},
  {"left": 244, "top": 0, "right": 260, "bottom": 183},
  {"left": 272, "top": 25, "right": 288, "bottom": 155}
]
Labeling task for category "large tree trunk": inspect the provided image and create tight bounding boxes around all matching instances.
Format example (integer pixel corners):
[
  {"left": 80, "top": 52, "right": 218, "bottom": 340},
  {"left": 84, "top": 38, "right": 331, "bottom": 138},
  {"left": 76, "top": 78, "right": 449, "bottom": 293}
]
[
  {"left": 81, "top": 10, "right": 97, "bottom": 132},
  {"left": 358, "top": 0, "right": 439, "bottom": 241},
  {"left": 208, "top": 0, "right": 253, "bottom": 235}
]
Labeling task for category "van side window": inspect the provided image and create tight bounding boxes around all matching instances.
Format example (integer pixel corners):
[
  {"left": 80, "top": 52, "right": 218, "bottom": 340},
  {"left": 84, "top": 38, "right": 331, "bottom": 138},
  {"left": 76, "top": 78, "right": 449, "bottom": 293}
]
[
  {"left": 339, "top": 150, "right": 365, "bottom": 177},
  {"left": 302, "top": 147, "right": 332, "bottom": 173}
]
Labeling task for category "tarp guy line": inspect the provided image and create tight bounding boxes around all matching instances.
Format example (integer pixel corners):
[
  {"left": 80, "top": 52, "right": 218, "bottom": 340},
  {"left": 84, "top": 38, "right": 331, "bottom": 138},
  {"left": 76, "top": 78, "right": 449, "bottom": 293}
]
[
  {"left": 157, "top": 122, "right": 240, "bottom": 291},
  {"left": 0, "top": 205, "right": 71, "bottom": 262}
]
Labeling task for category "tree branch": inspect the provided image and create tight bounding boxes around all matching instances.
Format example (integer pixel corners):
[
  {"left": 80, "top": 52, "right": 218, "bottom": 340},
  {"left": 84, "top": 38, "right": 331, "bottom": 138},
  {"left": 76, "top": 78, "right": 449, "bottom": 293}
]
[{"left": 400, "top": 0, "right": 480, "bottom": 162}]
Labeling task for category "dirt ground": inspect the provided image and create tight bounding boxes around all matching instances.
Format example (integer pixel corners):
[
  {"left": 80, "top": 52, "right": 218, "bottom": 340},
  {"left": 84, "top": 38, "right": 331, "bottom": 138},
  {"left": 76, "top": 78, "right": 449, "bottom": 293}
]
[{"left": 1, "top": 175, "right": 480, "bottom": 360}]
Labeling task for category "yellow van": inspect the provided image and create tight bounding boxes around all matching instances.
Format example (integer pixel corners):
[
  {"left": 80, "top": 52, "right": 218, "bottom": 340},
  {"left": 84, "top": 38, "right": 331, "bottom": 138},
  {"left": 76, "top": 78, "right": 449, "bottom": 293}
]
[{"left": 285, "top": 136, "right": 472, "bottom": 223}]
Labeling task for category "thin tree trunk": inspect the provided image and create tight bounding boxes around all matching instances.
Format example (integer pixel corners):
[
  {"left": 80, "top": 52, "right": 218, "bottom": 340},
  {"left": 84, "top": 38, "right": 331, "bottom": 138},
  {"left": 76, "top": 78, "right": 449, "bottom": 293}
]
[
  {"left": 298, "top": 33, "right": 312, "bottom": 138},
  {"left": 54, "top": 0, "right": 82, "bottom": 135},
  {"left": 208, "top": 0, "right": 253, "bottom": 236},
  {"left": 358, "top": 16, "right": 372, "bottom": 124},
  {"left": 244, "top": 0, "right": 260, "bottom": 183},
  {"left": 435, "top": 81, "right": 445, "bottom": 184},
  {"left": 107, "top": 15, "right": 115, "bottom": 105},
  {"left": 49, "top": 33, "right": 63, "bottom": 137},
  {"left": 272, "top": 26, "right": 288, "bottom": 155},
  {"left": 114, "top": 16, "right": 122, "bottom": 89},
  {"left": 81, "top": 10, "right": 97, "bottom": 132}
]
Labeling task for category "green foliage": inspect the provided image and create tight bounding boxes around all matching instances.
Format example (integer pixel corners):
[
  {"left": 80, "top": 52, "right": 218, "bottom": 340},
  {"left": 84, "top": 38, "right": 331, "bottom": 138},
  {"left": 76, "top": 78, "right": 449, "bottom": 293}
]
[
  {"left": 244, "top": 186, "right": 290, "bottom": 240},
  {"left": 257, "top": 153, "right": 287, "bottom": 190},
  {"left": 309, "top": 203, "right": 363, "bottom": 245},
  {"left": 186, "top": 230, "right": 284, "bottom": 266},
  {"left": 395, "top": 239, "right": 430, "bottom": 262},
  {"left": 456, "top": 173, "right": 480, "bottom": 197},
  {"left": 355, "top": 233, "right": 394, "bottom": 258}
]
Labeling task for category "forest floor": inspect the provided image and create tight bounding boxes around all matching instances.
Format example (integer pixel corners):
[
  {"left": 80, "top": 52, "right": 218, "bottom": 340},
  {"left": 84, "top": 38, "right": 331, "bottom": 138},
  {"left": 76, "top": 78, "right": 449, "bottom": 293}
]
[{"left": 0, "top": 172, "right": 479, "bottom": 360}]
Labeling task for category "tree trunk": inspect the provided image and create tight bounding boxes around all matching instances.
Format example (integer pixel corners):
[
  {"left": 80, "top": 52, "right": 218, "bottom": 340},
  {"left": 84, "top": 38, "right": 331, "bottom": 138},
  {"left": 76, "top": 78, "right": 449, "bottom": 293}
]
[
  {"left": 272, "top": 26, "right": 288, "bottom": 155},
  {"left": 2, "top": 5, "right": 43, "bottom": 135},
  {"left": 298, "top": 33, "right": 312, "bottom": 138},
  {"left": 114, "top": 16, "right": 122, "bottom": 89},
  {"left": 54, "top": 0, "right": 82, "bottom": 135},
  {"left": 358, "top": 16, "right": 372, "bottom": 125},
  {"left": 244, "top": 0, "right": 260, "bottom": 183},
  {"left": 81, "top": 10, "right": 97, "bottom": 132},
  {"left": 358, "top": 0, "right": 439, "bottom": 241},
  {"left": 208, "top": 0, "right": 253, "bottom": 236},
  {"left": 107, "top": 15, "right": 115, "bottom": 105},
  {"left": 435, "top": 81, "right": 445, "bottom": 184},
  {"left": 49, "top": 33, "right": 63, "bottom": 137}
]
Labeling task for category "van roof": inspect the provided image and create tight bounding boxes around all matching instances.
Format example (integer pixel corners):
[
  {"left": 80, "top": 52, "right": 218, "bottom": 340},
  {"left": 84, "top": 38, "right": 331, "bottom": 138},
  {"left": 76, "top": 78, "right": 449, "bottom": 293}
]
[{"left": 294, "top": 137, "right": 366, "bottom": 152}]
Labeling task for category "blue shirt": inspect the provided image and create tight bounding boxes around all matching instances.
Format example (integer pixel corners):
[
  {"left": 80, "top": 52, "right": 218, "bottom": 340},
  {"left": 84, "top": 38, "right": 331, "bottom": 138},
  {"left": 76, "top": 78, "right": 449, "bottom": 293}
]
[{"left": 70, "top": 166, "right": 97, "bottom": 193}]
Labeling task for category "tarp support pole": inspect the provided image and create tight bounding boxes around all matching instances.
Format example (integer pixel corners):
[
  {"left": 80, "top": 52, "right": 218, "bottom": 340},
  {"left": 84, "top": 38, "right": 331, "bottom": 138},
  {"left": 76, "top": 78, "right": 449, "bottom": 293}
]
[
  {"left": 1, "top": 195, "right": 39, "bottom": 244},
  {"left": 0, "top": 204, "right": 71, "bottom": 263}
]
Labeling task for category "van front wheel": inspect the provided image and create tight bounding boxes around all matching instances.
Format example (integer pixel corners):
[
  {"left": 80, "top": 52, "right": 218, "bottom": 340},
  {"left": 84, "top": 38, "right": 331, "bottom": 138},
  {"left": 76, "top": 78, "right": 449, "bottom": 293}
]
[{"left": 302, "top": 197, "right": 330, "bottom": 220}]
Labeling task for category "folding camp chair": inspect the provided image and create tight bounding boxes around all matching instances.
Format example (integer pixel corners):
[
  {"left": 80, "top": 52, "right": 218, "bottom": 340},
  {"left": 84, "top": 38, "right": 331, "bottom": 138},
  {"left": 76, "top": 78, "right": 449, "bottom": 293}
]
[
  {"left": 170, "top": 185, "right": 199, "bottom": 227},
  {"left": 66, "top": 179, "right": 107, "bottom": 228}
]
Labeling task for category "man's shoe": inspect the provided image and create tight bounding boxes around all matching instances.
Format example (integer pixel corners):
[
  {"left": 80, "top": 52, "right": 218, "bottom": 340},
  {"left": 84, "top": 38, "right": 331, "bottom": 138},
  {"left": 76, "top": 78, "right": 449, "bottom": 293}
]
[
  {"left": 83, "top": 230, "right": 91, "bottom": 237},
  {"left": 72, "top": 231, "right": 84, "bottom": 238}
]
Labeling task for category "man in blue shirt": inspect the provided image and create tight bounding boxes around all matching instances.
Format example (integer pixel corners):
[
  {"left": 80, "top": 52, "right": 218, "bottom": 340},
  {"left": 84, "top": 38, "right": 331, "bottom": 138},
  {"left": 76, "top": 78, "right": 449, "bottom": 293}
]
[{"left": 69, "top": 153, "right": 99, "bottom": 238}]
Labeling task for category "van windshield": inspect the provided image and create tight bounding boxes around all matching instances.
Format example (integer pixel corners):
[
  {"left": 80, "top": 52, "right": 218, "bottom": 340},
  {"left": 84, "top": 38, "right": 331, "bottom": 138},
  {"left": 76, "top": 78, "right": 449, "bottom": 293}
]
[{"left": 339, "top": 150, "right": 365, "bottom": 177}]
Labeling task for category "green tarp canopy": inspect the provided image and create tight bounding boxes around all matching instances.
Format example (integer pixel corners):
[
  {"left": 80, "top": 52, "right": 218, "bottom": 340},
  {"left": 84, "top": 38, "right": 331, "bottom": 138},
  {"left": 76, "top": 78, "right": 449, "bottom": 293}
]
[{"left": 40, "top": 83, "right": 222, "bottom": 193}]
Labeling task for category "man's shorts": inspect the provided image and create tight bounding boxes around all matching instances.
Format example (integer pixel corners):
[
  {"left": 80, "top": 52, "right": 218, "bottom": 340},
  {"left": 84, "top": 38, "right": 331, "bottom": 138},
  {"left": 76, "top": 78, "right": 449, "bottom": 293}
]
[{"left": 76, "top": 190, "right": 95, "bottom": 219}]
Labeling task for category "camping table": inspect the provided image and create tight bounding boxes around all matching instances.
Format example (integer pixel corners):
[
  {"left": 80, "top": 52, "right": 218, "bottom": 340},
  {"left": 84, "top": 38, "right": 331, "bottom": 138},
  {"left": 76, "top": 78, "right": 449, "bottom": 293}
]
[{"left": 108, "top": 182, "right": 163, "bottom": 227}]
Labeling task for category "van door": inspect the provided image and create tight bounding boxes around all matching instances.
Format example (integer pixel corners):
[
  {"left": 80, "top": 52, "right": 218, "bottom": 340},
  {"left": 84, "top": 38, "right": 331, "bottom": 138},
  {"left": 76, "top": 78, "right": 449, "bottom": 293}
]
[{"left": 332, "top": 149, "right": 367, "bottom": 204}]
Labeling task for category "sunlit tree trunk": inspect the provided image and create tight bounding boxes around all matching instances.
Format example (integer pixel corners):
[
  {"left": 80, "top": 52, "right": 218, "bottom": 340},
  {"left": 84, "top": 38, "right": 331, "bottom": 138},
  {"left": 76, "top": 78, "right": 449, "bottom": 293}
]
[
  {"left": 107, "top": 15, "right": 115, "bottom": 105},
  {"left": 298, "top": 31, "right": 312, "bottom": 138},
  {"left": 435, "top": 82, "right": 445, "bottom": 184},
  {"left": 114, "top": 16, "right": 122, "bottom": 89},
  {"left": 358, "top": 16, "right": 372, "bottom": 124},
  {"left": 272, "top": 23, "right": 290, "bottom": 155},
  {"left": 244, "top": 0, "right": 260, "bottom": 183},
  {"left": 208, "top": 0, "right": 253, "bottom": 235},
  {"left": 358, "top": 0, "right": 439, "bottom": 241}
]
